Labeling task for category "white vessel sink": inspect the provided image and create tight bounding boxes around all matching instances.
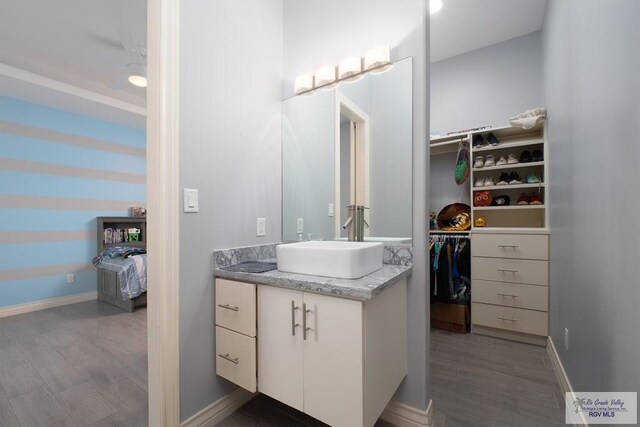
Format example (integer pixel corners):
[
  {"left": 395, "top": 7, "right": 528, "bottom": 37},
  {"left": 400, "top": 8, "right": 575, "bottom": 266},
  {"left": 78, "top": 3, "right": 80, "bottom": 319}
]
[{"left": 277, "top": 241, "right": 383, "bottom": 279}]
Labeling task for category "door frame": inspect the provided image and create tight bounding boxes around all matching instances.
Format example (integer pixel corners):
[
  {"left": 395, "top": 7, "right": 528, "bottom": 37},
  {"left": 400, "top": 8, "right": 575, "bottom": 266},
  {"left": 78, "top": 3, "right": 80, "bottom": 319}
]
[
  {"left": 147, "top": 0, "right": 181, "bottom": 425},
  {"left": 334, "top": 92, "right": 370, "bottom": 238}
]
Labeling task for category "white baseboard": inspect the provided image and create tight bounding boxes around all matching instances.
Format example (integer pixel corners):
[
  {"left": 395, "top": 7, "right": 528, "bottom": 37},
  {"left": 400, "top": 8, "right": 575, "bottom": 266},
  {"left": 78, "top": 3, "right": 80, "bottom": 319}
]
[
  {"left": 380, "top": 398, "right": 433, "bottom": 427},
  {"left": 0, "top": 291, "right": 97, "bottom": 318},
  {"left": 547, "top": 336, "right": 589, "bottom": 426},
  {"left": 181, "top": 388, "right": 255, "bottom": 427}
]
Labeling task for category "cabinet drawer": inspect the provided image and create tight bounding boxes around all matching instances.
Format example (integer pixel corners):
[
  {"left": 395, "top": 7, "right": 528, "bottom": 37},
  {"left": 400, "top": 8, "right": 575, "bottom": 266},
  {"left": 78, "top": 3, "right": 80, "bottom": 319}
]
[
  {"left": 215, "top": 279, "right": 256, "bottom": 337},
  {"left": 472, "top": 303, "right": 548, "bottom": 336},
  {"left": 215, "top": 326, "right": 256, "bottom": 392},
  {"left": 472, "top": 280, "right": 548, "bottom": 311},
  {"left": 472, "top": 234, "right": 548, "bottom": 260},
  {"left": 472, "top": 257, "right": 548, "bottom": 286}
]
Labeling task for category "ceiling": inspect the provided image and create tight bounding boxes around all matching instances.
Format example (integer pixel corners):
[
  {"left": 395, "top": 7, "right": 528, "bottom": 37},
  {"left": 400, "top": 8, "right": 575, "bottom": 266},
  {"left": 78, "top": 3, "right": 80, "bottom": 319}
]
[
  {"left": 430, "top": 0, "right": 548, "bottom": 63},
  {"left": 0, "top": 0, "right": 147, "bottom": 112}
]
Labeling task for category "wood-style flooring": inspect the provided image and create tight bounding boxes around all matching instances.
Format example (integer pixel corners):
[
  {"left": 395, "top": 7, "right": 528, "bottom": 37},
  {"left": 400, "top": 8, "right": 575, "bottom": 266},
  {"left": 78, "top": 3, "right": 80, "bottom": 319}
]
[
  {"left": 0, "top": 300, "right": 147, "bottom": 427},
  {"left": 0, "top": 301, "right": 565, "bottom": 427}
]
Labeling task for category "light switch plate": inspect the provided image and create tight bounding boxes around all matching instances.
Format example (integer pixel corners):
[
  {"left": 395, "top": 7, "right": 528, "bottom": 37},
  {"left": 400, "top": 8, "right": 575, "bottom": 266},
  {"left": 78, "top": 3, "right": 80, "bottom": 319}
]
[
  {"left": 257, "top": 218, "right": 266, "bottom": 237},
  {"left": 296, "top": 218, "right": 304, "bottom": 234},
  {"left": 328, "top": 203, "right": 335, "bottom": 217},
  {"left": 183, "top": 189, "right": 198, "bottom": 213}
]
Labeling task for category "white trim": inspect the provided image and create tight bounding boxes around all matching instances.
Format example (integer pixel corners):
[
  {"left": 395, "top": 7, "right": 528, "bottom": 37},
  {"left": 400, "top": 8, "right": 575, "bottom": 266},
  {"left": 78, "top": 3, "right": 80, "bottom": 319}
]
[
  {"left": 0, "top": 63, "right": 146, "bottom": 117},
  {"left": 380, "top": 398, "right": 433, "bottom": 427},
  {"left": 0, "top": 291, "right": 97, "bottom": 319},
  {"left": 180, "top": 389, "right": 255, "bottom": 427},
  {"left": 547, "top": 337, "right": 589, "bottom": 426},
  {"left": 147, "top": 0, "right": 181, "bottom": 425}
]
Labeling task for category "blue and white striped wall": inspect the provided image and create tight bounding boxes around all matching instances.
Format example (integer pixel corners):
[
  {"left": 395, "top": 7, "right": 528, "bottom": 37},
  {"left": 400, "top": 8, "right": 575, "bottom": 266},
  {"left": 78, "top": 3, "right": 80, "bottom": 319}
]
[{"left": 0, "top": 96, "right": 146, "bottom": 309}]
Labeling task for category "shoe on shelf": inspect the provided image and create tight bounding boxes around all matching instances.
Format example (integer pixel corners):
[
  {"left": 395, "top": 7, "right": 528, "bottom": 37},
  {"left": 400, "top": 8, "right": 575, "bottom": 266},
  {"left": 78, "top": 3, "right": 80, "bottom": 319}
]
[
  {"left": 491, "top": 195, "right": 511, "bottom": 206},
  {"left": 507, "top": 154, "right": 519, "bottom": 164},
  {"left": 496, "top": 156, "right": 507, "bottom": 166},
  {"left": 516, "top": 193, "right": 530, "bottom": 205},
  {"left": 526, "top": 173, "right": 541, "bottom": 184},
  {"left": 474, "top": 156, "right": 484, "bottom": 168},
  {"left": 530, "top": 192, "right": 543, "bottom": 205},
  {"left": 520, "top": 150, "right": 532, "bottom": 163},
  {"left": 532, "top": 149, "right": 543, "bottom": 162},
  {"left": 487, "top": 132, "right": 500, "bottom": 146},
  {"left": 509, "top": 172, "right": 522, "bottom": 184},
  {"left": 497, "top": 172, "right": 509, "bottom": 185},
  {"left": 472, "top": 134, "right": 484, "bottom": 148},
  {"left": 484, "top": 176, "right": 496, "bottom": 187},
  {"left": 484, "top": 155, "right": 496, "bottom": 167},
  {"left": 474, "top": 177, "right": 485, "bottom": 187}
]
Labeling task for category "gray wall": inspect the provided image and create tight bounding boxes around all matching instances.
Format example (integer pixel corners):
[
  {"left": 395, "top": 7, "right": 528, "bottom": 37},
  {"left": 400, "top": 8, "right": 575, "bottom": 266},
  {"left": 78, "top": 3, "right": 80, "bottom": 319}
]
[
  {"left": 284, "top": 0, "right": 430, "bottom": 410},
  {"left": 431, "top": 31, "right": 542, "bottom": 136},
  {"left": 178, "top": 0, "right": 283, "bottom": 420},
  {"left": 543, "top": 0, "right": 640, "bottom": 395},
  {"left": 430, "top": 152, "right": 471, "bottom": 215}
]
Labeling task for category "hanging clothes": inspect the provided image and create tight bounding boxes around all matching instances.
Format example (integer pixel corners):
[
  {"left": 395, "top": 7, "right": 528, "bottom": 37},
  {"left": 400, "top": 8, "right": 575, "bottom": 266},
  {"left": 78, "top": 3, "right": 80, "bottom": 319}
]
[{"left": 429, "top": 235, "right": 471, "bottom": 304}]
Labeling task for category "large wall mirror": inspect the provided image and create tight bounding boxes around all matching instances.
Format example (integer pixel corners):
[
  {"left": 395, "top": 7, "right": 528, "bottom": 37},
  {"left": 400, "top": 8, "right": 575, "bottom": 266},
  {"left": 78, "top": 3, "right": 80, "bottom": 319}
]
[{"left": 282, "top": 57, "right": 412, "bottom": 243}]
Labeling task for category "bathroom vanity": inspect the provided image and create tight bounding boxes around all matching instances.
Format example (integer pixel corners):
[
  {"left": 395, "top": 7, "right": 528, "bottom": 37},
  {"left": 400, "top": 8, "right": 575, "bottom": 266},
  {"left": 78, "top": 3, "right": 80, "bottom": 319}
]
[{"left": 212, "top": 244, "right": 411, "bottom": 427}]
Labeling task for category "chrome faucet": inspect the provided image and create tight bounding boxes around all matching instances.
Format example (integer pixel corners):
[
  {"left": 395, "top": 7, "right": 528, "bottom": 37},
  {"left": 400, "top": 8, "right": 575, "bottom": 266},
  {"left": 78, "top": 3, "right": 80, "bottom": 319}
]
[{"left": 342, "top": 205, "right": 369, "bottom": 241}]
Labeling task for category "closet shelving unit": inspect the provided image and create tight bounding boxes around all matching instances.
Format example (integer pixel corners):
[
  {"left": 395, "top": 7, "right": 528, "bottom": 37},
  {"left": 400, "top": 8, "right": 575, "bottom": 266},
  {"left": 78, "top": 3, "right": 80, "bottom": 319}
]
[{"left": 469, "top": 122, "right": 547, "bottom": 230}]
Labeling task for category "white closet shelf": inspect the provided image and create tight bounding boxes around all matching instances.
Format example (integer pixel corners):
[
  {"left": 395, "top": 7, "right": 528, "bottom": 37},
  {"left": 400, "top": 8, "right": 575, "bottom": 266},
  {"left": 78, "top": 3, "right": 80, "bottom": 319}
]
[
  {"left": 472, "top": 183, "right": 545, "bottom": 191},
  {"left": 472, "top": 161, "right": 544, "bottom": 172},
  {"left": 473, "top": 205, "right": 546, "bottom": 211},
  {"left": 429, "top": 230, "right": 471, "bottom": 235},
  {"left": 430, "top": 139, "right": 467, "bottom": 155},
  {"left": 472, "top": 139, "right": 544, "bottom": 152}
]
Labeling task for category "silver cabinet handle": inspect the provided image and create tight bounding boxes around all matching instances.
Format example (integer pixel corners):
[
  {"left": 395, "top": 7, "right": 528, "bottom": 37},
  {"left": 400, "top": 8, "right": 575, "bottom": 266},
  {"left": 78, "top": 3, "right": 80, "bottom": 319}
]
[
  {"left": 302, "top": 303, "right": 312, "bottom": 340},
  {"left": 497, "top": 293, "right": 518, "bottom": 298},
  {"left": 497, "top": 316, "right": 518, "bottom": 322},
  {"left": 218, "top": 303, "right": 239, "bottom": 311},
  {"left": 498, "top": 245, "right": 519, "bottom": 248},
  {"left": 291, "top": 300, "right": 300, "bottom": 336},
  {"left": 497, "top": 269, "right": 519, "bottom": 273},
  {"left": 218, "top": 353, "right": 239, "bottom": 364}
]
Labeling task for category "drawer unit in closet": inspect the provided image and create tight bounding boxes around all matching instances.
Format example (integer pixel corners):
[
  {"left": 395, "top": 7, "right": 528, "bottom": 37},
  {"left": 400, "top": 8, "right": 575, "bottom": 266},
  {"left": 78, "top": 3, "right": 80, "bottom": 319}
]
[
  {"left": 215, "top": 278, "right": 257, "bottom": 392},
  {"left": 471, "top": 257, "right": 548, "bottom": 286},
  {"left": 472, "top": 280, "right": 548, "bottom": 311},
  {"left": 472, "top": 233, "right": 548, "bottom": 260},
  {"left": 471, "top": 303, "right": 548, "bottom": 337},
  {"left": 216, "top": 278, "right": 257, "bottom": 337}
]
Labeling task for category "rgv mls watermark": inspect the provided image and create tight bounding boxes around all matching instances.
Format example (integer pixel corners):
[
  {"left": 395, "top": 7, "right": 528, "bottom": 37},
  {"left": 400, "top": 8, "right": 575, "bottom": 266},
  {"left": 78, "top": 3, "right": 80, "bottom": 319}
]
[{"left": 566, "top": 392, "right": 637, "bottom": 424}]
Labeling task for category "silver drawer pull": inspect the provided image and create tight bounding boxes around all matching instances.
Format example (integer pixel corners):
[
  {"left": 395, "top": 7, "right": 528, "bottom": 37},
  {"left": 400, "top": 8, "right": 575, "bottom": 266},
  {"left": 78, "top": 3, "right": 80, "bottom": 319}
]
[
  {"left": 218, "top": 304, "right": 239, "bottom": 312},
  {"left": 498, "top": 245, "right": 519, "bottom": 248},
  {"left": 497, "top": 316, "right": 518, "bottom": 322},
  {"left": 218, "top": 353, "right": 239, "bottom": 364},
  {"left": 291, "top": 300, "right": 300, "bottom": 336},
  {"left": 497, "top": 293, "right": 518, "bottom": 298},
  {"left": 497, "top": 269, "right": 518, "bottom": 273}
]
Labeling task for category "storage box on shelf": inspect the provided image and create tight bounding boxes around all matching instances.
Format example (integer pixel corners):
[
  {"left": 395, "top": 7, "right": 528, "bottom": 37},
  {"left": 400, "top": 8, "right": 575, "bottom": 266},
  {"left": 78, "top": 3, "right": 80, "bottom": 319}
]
[{"left": 470, "top": 122, "right": 547, "bottom": 230}]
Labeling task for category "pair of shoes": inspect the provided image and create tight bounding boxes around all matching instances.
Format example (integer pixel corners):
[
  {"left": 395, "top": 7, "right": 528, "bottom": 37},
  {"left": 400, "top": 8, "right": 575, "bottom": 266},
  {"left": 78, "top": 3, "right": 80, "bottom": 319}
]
[
  {"left": 509, "top": 172, "right": 522, "bottom": 184},
  {"left": 520, "top": 150, "right": 543, "bottom": 163},
  {"left": 474, "top": 176, "right": 496, "bottom": 187},
  {"left": 516, "top": 192, "right": 543, "bottom": 205},
  {"left": 491, "top": 195, "right": 511, "bottom": 206},
  {"left": 526, "top": 173, "right": 541, "bottom": 184},
  {"left": 475, "top": 155, "right": 497, "bottom": 168},
  {"left": 496, "top": 154, "right": 520, "bottom": 166}
]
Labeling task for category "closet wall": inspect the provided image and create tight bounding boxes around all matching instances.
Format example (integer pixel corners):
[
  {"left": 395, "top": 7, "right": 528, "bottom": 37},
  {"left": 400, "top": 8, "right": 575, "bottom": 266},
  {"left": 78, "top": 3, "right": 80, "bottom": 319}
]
[{"left": 430, "top": 31, "right": 542, "bottom": 136}]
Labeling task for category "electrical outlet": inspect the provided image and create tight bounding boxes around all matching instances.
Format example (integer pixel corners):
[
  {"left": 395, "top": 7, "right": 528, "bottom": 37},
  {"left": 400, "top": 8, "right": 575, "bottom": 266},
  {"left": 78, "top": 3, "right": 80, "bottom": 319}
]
[
  {"left": 564, "top": 328, "right": 569, "bottom": 351},
  {"left": 67, "top": 273, "right": 75, "bottom": 284},
  {"left": 297, "top": 218, "right": 304, "bottom": 234},
  {"left": 256, "top": 218, "right": 266, "bottom": 237}
]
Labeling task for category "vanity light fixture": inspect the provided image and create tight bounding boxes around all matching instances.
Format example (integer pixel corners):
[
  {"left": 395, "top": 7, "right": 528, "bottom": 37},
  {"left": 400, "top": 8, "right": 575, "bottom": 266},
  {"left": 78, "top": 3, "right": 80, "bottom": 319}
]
[
  {"left": 315, "top": 65, "right": 338, "bottom": 88},
  {"left": 294, "top": 74, "right": 315, "bottom": 95},
  {"left": 430, "top": 0, "right": 443, "bottom": 14},
  {"left": 364, "top": 45, "right": 391, "bottom": 74},
  {"left": 338, "top": 56, "right": 363, "bottom": 81}
]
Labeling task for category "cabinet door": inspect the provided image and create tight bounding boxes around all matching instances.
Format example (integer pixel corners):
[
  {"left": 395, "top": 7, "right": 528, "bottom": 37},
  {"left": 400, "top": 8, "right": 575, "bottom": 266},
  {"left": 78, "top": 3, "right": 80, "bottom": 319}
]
[
  {"left": 257, "top": 286, "right": 304, "bottom": 411},
  {"left": 303, "top": 293, "right": 363, "bottom": 427}
]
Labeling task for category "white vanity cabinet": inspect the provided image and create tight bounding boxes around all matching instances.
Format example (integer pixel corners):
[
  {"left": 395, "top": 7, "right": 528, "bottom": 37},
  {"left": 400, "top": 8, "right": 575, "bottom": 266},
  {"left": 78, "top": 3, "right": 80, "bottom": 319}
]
[{"left": 257, "top": 280, "right": 407, "bottom": 427}]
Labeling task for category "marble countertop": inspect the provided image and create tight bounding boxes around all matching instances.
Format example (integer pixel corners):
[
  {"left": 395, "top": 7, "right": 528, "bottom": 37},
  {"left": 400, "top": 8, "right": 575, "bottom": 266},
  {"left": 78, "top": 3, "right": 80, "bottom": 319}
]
[{"left": 213, "top": 264, "right": 412, "bottom": 301}]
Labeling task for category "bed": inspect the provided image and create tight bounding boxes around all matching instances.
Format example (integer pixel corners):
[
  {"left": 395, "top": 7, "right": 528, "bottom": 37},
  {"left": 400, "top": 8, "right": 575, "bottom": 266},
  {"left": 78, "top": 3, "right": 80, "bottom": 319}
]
[{"left": 93, "top": 248, "right": 147, "bottom": 312}]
